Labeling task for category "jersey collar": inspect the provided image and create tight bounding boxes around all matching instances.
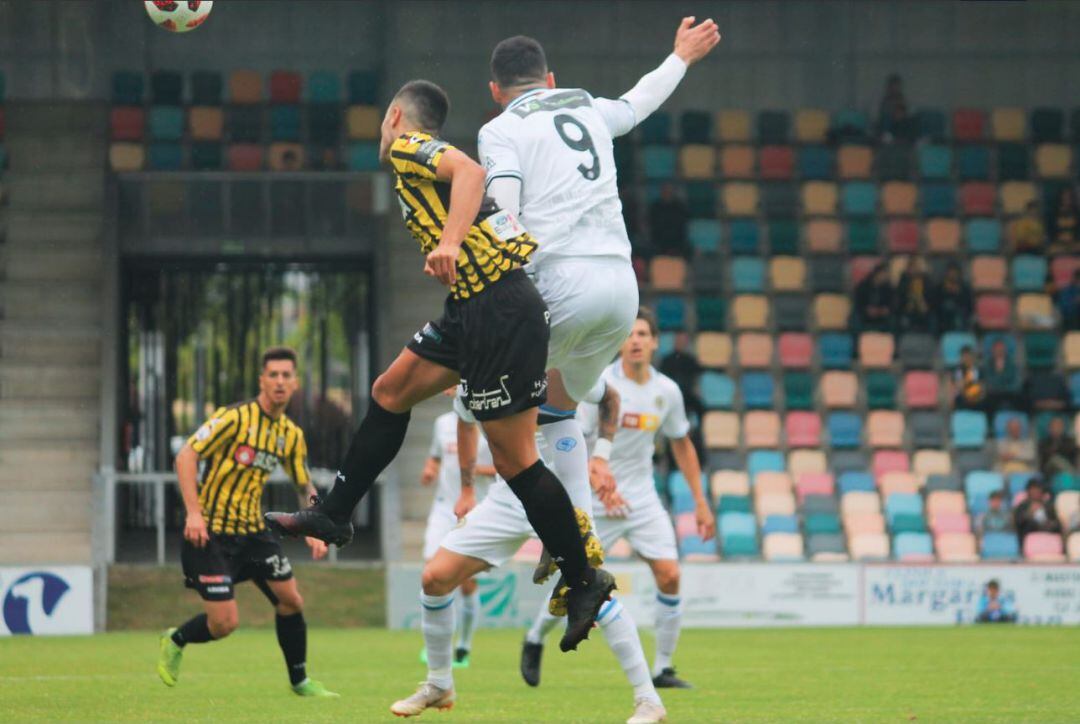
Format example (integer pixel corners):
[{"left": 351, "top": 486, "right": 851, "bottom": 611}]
[{"left": 506, "top": 88, "right": 545, "bottom": 112}]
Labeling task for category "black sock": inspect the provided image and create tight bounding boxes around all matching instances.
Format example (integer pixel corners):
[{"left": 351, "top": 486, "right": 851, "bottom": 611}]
[
  {"left": 321, "top": 400, "right": 411, "bottom": 522},
  {"left": 171, "top": 614, "right": 214, "bottom": 647},
  {"left": 275, "top": 612, "right": 308, "bottom": 686},
  {"left": 506, "top": 460, "right": 589, "bottom": 587}
]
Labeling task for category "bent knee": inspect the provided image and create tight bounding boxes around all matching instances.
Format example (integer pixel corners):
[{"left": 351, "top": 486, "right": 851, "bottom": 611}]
[
  {"left": 421, "top": 564, "right": 459, "bottom": 597},
  {"left": 208, "top": 613, "right": 239, "bottom": 638},
  {"left": 371, "top": 373, "right": 401, "bottom": 410},
  {"left": 654, "top": 563, "right": 680, "bottom": 593},
  {"left": 276, "top": 594, "right": 303, "bottom": 616}
]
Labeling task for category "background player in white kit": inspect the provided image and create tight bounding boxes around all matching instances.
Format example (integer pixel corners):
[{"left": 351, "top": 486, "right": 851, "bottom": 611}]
[
  {"left": 523, "top": 309, "right": 715, "bottom": 690},
  {"left": 418, "top": 392, "right": 496, "bottom": 668},
  {"left": 393, "top": 386, "right": 669, "bottom": 724},
  {"left": 479, "top": 19, "right": 720, "bottom": 591}
]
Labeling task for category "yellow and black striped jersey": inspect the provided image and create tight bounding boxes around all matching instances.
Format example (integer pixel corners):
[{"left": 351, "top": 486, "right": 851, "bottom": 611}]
[
  {"left": 388, "top": 132, "right": 538, "bottom": 300},
  {"left": 187, "top": 399, "right": 310, "bottom": 535}
]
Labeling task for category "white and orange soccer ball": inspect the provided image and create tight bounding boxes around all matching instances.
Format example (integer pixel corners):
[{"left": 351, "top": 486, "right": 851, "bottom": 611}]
[{"left": 144, "top": 1, "right": 214, "bottom": 33}]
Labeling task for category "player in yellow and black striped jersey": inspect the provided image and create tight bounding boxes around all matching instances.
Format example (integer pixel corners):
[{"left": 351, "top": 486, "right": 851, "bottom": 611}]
[
  {"left": 265, "top": 81, "right": 615, "bottom": 665},
  {"left": 156, "top": 347, "right": 337, "bottom": 698}
]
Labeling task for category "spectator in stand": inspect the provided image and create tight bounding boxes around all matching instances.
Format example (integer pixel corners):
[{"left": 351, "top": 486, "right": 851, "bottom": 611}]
[
  {"left": 982, "top": 339, "right": 1021, "bottom": 413},
  {"left": 936, "top": 261, "right": 972, "bottom": 333},
  {"left": 1055, "top": 269, "right": 1080, "bottom": 331},
  {"left": 1047, "top": 185, "right": 1079, "bottom": 254},
  {"left": 1039, "top": 416, "right": 1078, "bottom": 481},
  {"left": 977, "top": 491, "right": 1014, "bottom": 535},
  {"left": 876, "top": 74, "right": 912, "bottom": 143},
  {"left": 1026, "top": 371, "right": 1071, "bottom": 414},
  {"left": 647, "top": 182, "right": 689, "bottom": 258},
  {"left": 1010, "top": 200, "right": 1046, "bottom": 254},
  {"left": 951, "top": 345, "right": 985, "bottom": 410},
  {"left": 1013, "top": 479, "right": 1062, "bottom": 544},
  {"left": 852, "top": 262, "right": 894, "bottom": 332},
  {"left": 896, "top": 255, "right": 935, "bottom": 334},
  {"left": 659, "top": 332, "right": 705, "bottom": 461},
  {"left": 975, "top": 580, "right": 1017, "bottom": 624},
  {"left": 995, "top": 418, "right": 1036, "bottom": 474}
]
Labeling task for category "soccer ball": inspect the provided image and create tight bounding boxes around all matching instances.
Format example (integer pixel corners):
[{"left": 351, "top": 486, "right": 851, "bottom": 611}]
[{"left": 144, "top": 1, "right": 214, "bottom": 33}]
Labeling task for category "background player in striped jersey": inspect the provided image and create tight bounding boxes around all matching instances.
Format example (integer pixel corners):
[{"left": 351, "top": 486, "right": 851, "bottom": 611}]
[
  {"left": 156, "top": 347, "right": 337, "bottom": 698},
  {"left": 523, "top": 309, "right": 715, "bottom": 690},
  {"left": 418, "top": 390, "right": 497, "bottom": 667}
]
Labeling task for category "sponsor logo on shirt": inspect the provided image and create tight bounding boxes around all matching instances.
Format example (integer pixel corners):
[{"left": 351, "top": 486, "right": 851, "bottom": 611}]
[{"left": 620, "top": 412, "right": 660, "bottom": 431}]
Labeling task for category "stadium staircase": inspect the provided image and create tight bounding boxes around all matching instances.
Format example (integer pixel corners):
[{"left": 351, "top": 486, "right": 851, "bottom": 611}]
[{"left": 0, "top": 102, "right": 106, "bottom": 564}]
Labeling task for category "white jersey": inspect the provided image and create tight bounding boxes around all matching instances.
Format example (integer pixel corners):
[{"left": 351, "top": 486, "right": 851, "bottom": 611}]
[
  {"left": 428, "top": 412, "right": 492, "bottom": 509},
  {"left": 581, "top": 362, "right": 690, "bottom": 509},
  {"left": 478, "top": 88, "right": 637, "bottom": 268}
]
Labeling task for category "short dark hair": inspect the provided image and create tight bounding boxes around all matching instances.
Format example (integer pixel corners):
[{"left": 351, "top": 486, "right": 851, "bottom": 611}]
[
  {"left": 1026, "top": 478, "right": 1043, "bottom": 492},
  {"left": 987, "top": 579, "right": 1000, "bottom": 591},
  {"left": 491, "top": 35, "right": 548, "bottom": 88},
  {"left": 262, "top": 346, "right": 298, "bottom": 369},
  {"left": 393, "top": 80, "right": 450, "bottom": 132},
  {"left": 989, "top": 490, "right": 1003, "bottom": 500},
  {"left": 960, "top": 345, "right": 973, "bottom": 355},
  {"left": 636, "top": 307, "right": 659, "bottom": 337}
]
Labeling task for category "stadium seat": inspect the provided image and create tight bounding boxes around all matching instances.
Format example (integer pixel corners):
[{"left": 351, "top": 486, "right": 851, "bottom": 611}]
[
  {"left": 976, "top": 295, "right": 1011, "bottom": 330},
  {"left": 965, "top": 218, "right": 1002, "bottom": 253},
  {"left": 642, "top": 146, "right": 677, "bottom": 179},
  {"left": 797, "top": 146, "right": 834, "bottom": 181},
  {"left": 763, "top": 189, "right": 799, "bottom": 222},
  {"left": 873, "top": 450, "right": 910, "bottom": 479},
  {"left": 715, "top": 109, "right": 751, "bottom": 142},
  {"left": 981, "top": 532, "right": 1020, "bottom": 560},
  {"left": 819, "top": 334, "right": 854, "bottom": 369},
  {"left": 1067, "top": 333, "right": 1080, "bottom": 369},
  {"left": 731, "top": 257, "right": 765, "bottom": 293},
  {"left": 1012, "top": 255, "right": 1048, "bottom": 292},
  {"left": 867, "top": 411, "right": 904, "bottom": 448},
  {"left": 822, "top": 372, "right": 858, "bottom": 409},
  {"left": 880, "top": 472, "right": 920, "bottom": 498},
  {"left": 903, "top": 371, "right": 939, "bottom": 409},
  {"left": 837, "top": 146, "right": 872, "bottom": 179},
  {"left": 227, "top": 144, "right": 264, "bottom": 171},
  {"left": 737, "top": 333, "right": 773, "bottom": 369},
  {"left": 789, "top": 450, "right": 827, "bottom": 478},
  {"left": 733, "top": 296, "right": 768, "bottom": 330},
  {"left": 346, "top": 106, "right": 381, "bottom": 140},
  {"left": 696, "top": 297, "right": 727, "bottom": 332},
  {"left": 757, "top": 110, "right": 789, "bottom": 144},
  {"left": 794, "top": 108, "right": 829, "bottom": 143},
  {"left": 884, "top": 492, "right": 923, "bottom": 524},
  {"left": 1052, "top": 472, "right": 1080, "bottom": 495},
  {"left": 150, "top": 69, "right": 182, "bottom": 105},
  {"left": 718, "top": 494, "right": 753, "bottom": 517},
  {"left": 111, "top": 71, "right": 144, "bottom": 105},
  {"left": 269, "top": 70, "right": 302, "bottom": 104},
  {"left": 1024, "top": 332, "right": 1059, "bottom": 370},
  {"left": 679, "top": 144, "right": 715, "bottom": 179},
  {"left": 1000, "top": 181, "right": 1037, "bottom": 215},
  {"left": 757, "top": 492, "right": 797, "bottom": 521},
  {"left": 959, "top": 182, "right": 995, "bottom": 215},
  {"left": 741, "top": 372, "right": 775, "bottom": 409},
  {"left": 190, "top": 106, "right": 224, "bottom": 141},
  {"left": 859, "top": 333, "right": 895, "bottom": 369},
  {"left": 681, "top": 535, "right": 720, "bottom": 561},
  {"left": 952, "top": 108, "right": 986, "bottom": 142},
  {"left": 763, "top": 533, "right": 804, "bottom": 561},
  {"left": 806, "top": 222, "right": 843, "bottom": 255},
  {"left": 965, "top": 471, "right": 1004, "bottom": 514},
  {"left": 785, "top": 413, "right": 822, "bottom": 448},
  {"left": 841, "top": 491, "right": 881, "bottom": 519},
  {"left": 926, "top": 219, "right": 961, "bottom": 254},
  {"left": 831, "top": 450, "right": 869, "bottom": 476},
  {"left": 720, "top": 145, "right": 754, "bottom": 179},
  {"left": 989, "top": 107, "right": 1024, "bottom": 142},
  {"left": 883, "top": 182, "right": 918, "bottom": 216},
  {"left": 1016, "top": 294, "right": 1054, "bottom": 330},
  {"left": 269, "top": 106, "right": 301, "bottom": 142},
  {"left": 700, "top": 372, "right": 735, "bottom": 410},
  {"left": 306, "top": 70, "right": 340, "bottom": 104},
  {"left": 110, "top": 107, "right": 145, "bottom": 142},
  {"left": 1069, "top": 532, "right": 1080, "bottom": 563},
  {"left": 723, "top": 183, "right": 758, "bottom": 216},
  {"left": 920, "top": 182, "right": 956, "bottom": 217},
  {"left": 711, "top": 471, "right": 750, "bottom": 498},
  {"left": 795, "top": 473, "right": 834, "bottom": 503},
  {"left": 941, "top": 332, "right": 978, "bottom": 367},
  {"left": 937, "top": 533, "right": 979, "bottom": 562},
  {"left": 808, "top": 256, "right": 845, "bottom": 292},
  {"left": 1031, "top": 108, "right": 1064, "bottom": 143},
  {"left": 1052, "top": 256, "right": 1080, "bottom": 289},
  {"left": 1024, "top": 532, "right": 1066, "bottom": 562},
  {"left": 954, "top": 449, "right": 993, "bottom": 477},
  {"left": 1035, "top": 144, "right": 1072, "bottom": 178},
  {"left": 910, "top": 412, "right": 945, "bottom": 448},
  {"left": 760, "top": 146, "right": 795, "bottom": 180},
  {"left": 755, "top": 471, "right": 794, "bottom": 496},
  {"left": 957, "top": 146, "right": 991, "bottom": 181},
  {"left": 149, "top": 106, "right": 184, "bottom": 141},
  {"left": 688, "top": 219, "right": 722, "bottom": 254},
  {"left": 925, "top": 474, "right": 962, "bottom": 493},
  {"left": 190, "top": 142, "right": 222, "bottom": 170},
  {"left": 848, "top": 220, "right": 880, "bottom": 254},
  {"left": 915, "top": 108, "right": 947, "bottom": 141},
  {"left": 773, "top": 295, "right": 808, "bottom": 332},
  {"left": 841, "top": 182, "right": 877, "bottom": 216},
  {"left": 770, "top": 258, "right": 806, "bottom": 291},
  {"left": 268, "top": 142, "right": 305, "bottom": 171},
  {"left": 971, "top": 256, "right": 1007, "bottom": 291},
  {"left": 108, "top": 143, "right": 145, "bottom": 172},
  {"left": 951, "top": 411, "right": 988, "bottom": 448},
  {"left": 346, "top": 142, "right": 380, "bottom": 171},
  {"left": 813, "top": 294, "right": 851, "bottom": 331},
  {"left": 886, "top": 220, "right": 920, "bottom": 255},
  {"left": 655, "top": 296, "right": 686, "bottom": 331},
  {"left": 782, "top": 372, "right": 814, "bottom": 411},
  {"left": 898, "top": 334, "right": 935, "bottom": 369},
  {"left": 805, "top": 512, "right": 843, "bottom": 536},
  {"left": 696, "top": 332, "right": 732, "bottom": 367},
  {"left": 849, "top": 533, "right": 890, "bottom": 561},
  {"left": 837, "top": 473, "right": 875, "bottom": 497},
  {"left": 748, "top": 450, "right": 786, "bottom": 480},
  {"left": 346, "top": 69, "right": 379, "bottom": 104},
  {"left": 917, "top": 145, "right": 951, "bottom": 179},
  {"left": 995, "top": 142, "right": 1028, "bottom": 181},
  {"left": 678, "top": 110, "right": 711, "bottom": 144},
  {"left": 827, "top": 412, "right": 863, "bottom": 449},
  {"left": 894, "top": 532, "right": 934, "bottom": 562},
  {"left": 229, "top": 69, "right": 263, "bottom": 104},
  {"left": 877, "top": 144, "right": 911, "bottom": 180},
  {"left": 745, "top": 412, "right": 781, "bottom": 448},
  {"left": 650, "top": 256, "right": 687, "bottom": 291},
  {"left": 1008, "top": 471, "right": 1039, "bottom": 498},
  {"left": 807, "top": 533, "right": 847, "bottom": 560}
]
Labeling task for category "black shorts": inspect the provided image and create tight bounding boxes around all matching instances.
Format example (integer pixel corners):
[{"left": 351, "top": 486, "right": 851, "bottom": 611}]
[
  {"left": 181, "top": 529, "right": 293, "bottom": 602},
  {"left": 407, "top": 269, "right": 550, "bottom": 421}
]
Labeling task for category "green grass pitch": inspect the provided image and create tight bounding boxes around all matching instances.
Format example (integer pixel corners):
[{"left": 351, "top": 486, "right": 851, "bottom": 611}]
[{"left": 2, "top": 627, "right": 1078, "bottom": 722}]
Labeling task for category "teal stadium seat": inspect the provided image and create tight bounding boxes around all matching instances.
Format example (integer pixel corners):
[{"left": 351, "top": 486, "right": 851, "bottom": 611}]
[
  {"left": 729, "top": 220, "right": 760, "bottom": 255},
  {"left": 783, "top": 372, "right": 814, "bottom": 410},
  {"left": 680, "top": 535, "right": 718, "bottom": 557},
  {"left": 148, "top": 142, "right": 183, "bottom": 170},
  {"left": 798, "top": 146, "right": 833, "bottom": 180},
  {"left": 741, "top": 372, "right": 775, "bottom": 409},
  {"left": 1008, "top": 471, "right": 1038, "bottom": 497},
  {"left": 1031, "top": 108, "right": 1064, "bottom": 143},
  {"left": 768, "top": 220, "right": 799, "bottom": 255},
  {"left": 965, "top": 471, "right": 1004, "bottom": 514},
  {"left": 748, "top": 450, "right": 785, "bottom": 480},
  {"left": 655, "top": 296, "right": 685, "bottom": 331},
  {"left": 841, "top": 182, "right": 877, "bottom": 216},
  {"left": 757, "top": 110, "right": 789, "bottom": 144},
  {"left": 1012, "top": 255, "right": 1048, "bottom": 291},
  {"left": 151, "top": 70, "right": 183, "bottom": 105},
  {"left": 981, "top": 533, "right": 1020, "bottom": 560},
  {"left": 191, "top": 71, "right": 223, "bottom": 105},
  {"left": 308, "top": 105, "right": 342, "bottom": 147},
  {"left": 832, "top": 109, "right": 869, "bottom": 140},
  {"left": 762, "top": 184, "right": 798, "bottom": 217},
  {"left": 819, "top": 334, "right": 853, "bottom": 369},
  {"left": 680, "top": 110, "right": 711, "bottom": 144},
  {"left": 695, "top": 297, "right": 726, "bottom": 331},
  {"left": 941, "top": 332, "right": 978, "bottom": 367},
  {"left": 876, "top": 145, "right": 911, "bottom": 180},
  {"left": 866, "top": 372, "right": 897, "bottom": 409},
  {"left": 658, "top": 332, "right": 676, "bottom": 358},
  {"left": 965, "top": 218, "right": 1002, "bottom": 253},
  {"left": 348, "top": 70, "right": 379, "bottom": 104},
  {"left": 642, "top": 146, "right": 676, "bottom": 179},
  {"left": 997, "top": 143, "right": 1029, "bottom": 180},
  {"left": 918, "top": 145, "right": 952, "bottom": 179},
  {"left": 838, "top": 471, "right": 875, "bottom": 494},
  {"left": 639, "top": 112, "right": 671, "bottom": 144},
  {"left": 731, "top": 258, "right": 765, "bottom": 293},
  {"left": 685, "top": 180, "right": 716, "bottom": 217},
  {"left": 347, "top": 142, "right": 380, "bottom": 171},
  {"left": 270, "top": 106, "right": 301, "bottom": 142},
  {"left": 885, "top": 493, "right": 923, "bottom": 525},
  {"left": 1052, "top": 472, "right": 1080, "bottom": 495},
  {"left": 831, "top": 451, "right": 869, "bottom": 474},
  {"left": 848, "top": 219, "right": 879, "bottom": 254},
  {"left": 890, "top": 513, "right": 927, "bottom": 534},
  {"left": 718, "top": 498, "right": 753, "bottom": 516},
  {"left": 763, "top": 515, "right": 799, "bottom": 535},
  {"left": 915, "top": 109, "right": 947, "bottom": 141},
  {"left": 700, "top": 372, "right": 735, "bottom": 409},
  {"left": 688, "top": 219, "right": 721, "bottom": 253},
  {"left": 1070, "top": 373, "right": 1080, "bottom": 408},
  {"left": 803, "top": 496, "right": 839, "bottom": 515},
  {"left": 112, "top": 71, "right": 144, "bottom": 105},
  {"left": 911, "top": 412, "right": 945, "bottom": 447},
  {"left": 926, "top": 474, "right": 962, "bottom": 493},
  {"left": 957, "top": 146, "right": 991, "bottom": 181},
  {"left": 920, "top": 183, "right": 956, "bottom": 216},
  {"left": 229, "top": 106, "right": 262, "bottom": 143},
  {"left": 190, "top": 142, "right": 223, "bottom": 170},
  {"left": 992, "top": 410, "right": 1027, "bottom": 438},
  {"left": 828, "top": 413, "right": 862, "bottom": 448},
  {"left": 805, "top": 513, "right": 841, "bottom": 535},
  {"left": 952, "top": 411, "right": 988, "bottom": 448},
  {"left": 149, "top": 106, "right": 184, "bottom": 141},
  {"left": 308, "top": 71, "right": 340, "bottom": 103},
  {"left": 894, "top": 532, "right": 933, "bottom": 559},
  {"left": 807, "top": 533, "right": 846, "bottom": 557}
]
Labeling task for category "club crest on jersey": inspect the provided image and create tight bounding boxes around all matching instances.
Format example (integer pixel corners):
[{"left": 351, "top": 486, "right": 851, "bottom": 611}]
[
  {"left": 555, "top": 437, "right": 578, "bottom": 452},
  {"left": 235, "top": 445, "right": 256, "bottom": 466}
]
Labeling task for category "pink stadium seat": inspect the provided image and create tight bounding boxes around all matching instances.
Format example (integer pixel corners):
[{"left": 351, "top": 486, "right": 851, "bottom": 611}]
[
  {"left": 975, "top": 295, "right": 1011, "bottom": 329},
  {"left": 873, "top": 450, "right": 910, "bottom": 478},
  {"left": 1024, "top": 532, "right": 1066, "bottom": 562},
  {"left": 785, "top": 412, "right": 822, "bottom": 447},
  {"left": 754, "top": 471, "right": 793, "bottom": 496},
  {"left": 903, "top": 371, "right": 939, "bottom": 408},
  {"left": 744, "top": 411, "right": 781, "bottom": 448},
  {"left": 849, "top": 533, "right": 890, "bottom": 560},
  {"left": 1052, "top": 256, "right": 1080, "bottom": 288},
  {"left": 960, "top": 182, "right": 996, "bottom": 216},
  {"left": 795, "top": 473, "right": 834, "bottom": 502},
  {"left": 837, "top": 146, "right": 873, "bottom": 179},
  {"left": 850, "top": 256, "right": 882, "bottom": 285},
  {"left": 886, "top": 219, "right": 920, "bottom": 254},
  {"left": 927, "top": 490, "right": 966, "bottom": 517},
  {"left": 926, "top": 219, "right": 961, "bottom": 254},
  {"left": 763, "top": 533, "right": 804, "bottom": 561},
  {"left": 778, "top": 333, "right": 813, "bottom": 368},
  {"left": 806, "top": 219, "right": 842, "bottom": 253},
  {"left": 867, "top": 411, "right": 904, "bottom": 448},
  {"left": 227, "top": 144, "right": 265, "bottom": 171},
  {"left": 971, "top": 256, "right": 1007, "bottom": 291},
  {"left": 720, "top": 145, "right": 755, "bottom": 178},
  {"left": 937, "top": 533, "right": 978, "bottom": 562},
  {"left": 737, "top": 333, "right": 773, "bottom": 368},
  {"left": 859, "top": 332, "right": 895, "bottom": 368},
  {"left": 952, "top": 108, "right": 986, "bottom": 142},
  {"left": 930, "top": 512, "right": 971, "bottom": 536},
  {"left": 269, "top": 70, "right": 302, "bottom": 104},
  {"left": 759, "top": 145, "right": 795, "bottom": 180},
  {"left": 821, "top": 371, "right": 858, "bottom": 408},
  {"left": 110, "top": 107, "right": 145, "bottom": 141},
  {"left": 879, "top": 472, "right": 920, "bottom": 497}
]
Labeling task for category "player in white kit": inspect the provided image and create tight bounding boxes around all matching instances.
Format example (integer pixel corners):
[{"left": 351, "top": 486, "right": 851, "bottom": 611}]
[
  {"left": 392, "top": 384, "right": 669, "bottom": 724},
  {"left": 522, "top": 309, "right": 715, "bottom": 690},
  {"left": 419, "top": 397, "right": 496, "bottom": 667},
  {"left": 478, "top": 19, "right": 721, "bottom": 596}
]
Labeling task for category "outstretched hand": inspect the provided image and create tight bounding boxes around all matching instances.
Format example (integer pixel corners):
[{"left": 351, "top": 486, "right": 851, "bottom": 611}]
[{"left": 673, "top": 16, "right": 721, "bottom": 66}]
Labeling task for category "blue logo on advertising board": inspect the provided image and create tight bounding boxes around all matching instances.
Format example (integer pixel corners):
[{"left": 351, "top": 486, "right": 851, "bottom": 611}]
[{"left": 3, "top": 572, "right": 71, "bottom": 634}]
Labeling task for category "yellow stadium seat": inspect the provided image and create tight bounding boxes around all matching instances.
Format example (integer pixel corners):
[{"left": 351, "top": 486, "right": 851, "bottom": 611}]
[
  {"left": 813, "top": 294, "right": 850, "bottom": 330},
  {"left": 806, "top": 219, "right": 842, "bottom": 253},
  {"left": 913, "top": 450, "right": 951, "bottom": 478},
  {"left": 926, "top": 219, "right": 960, "bottom": 254},
  {"left": 991, "top": 107, "right": 1025, "bottom": 142},
  {"left": 837, "top": 146, "right": 872, "bottom": 179},
  {"left": 711, "top": 470, "right": 750, "bottom": 497},
  {"left": 737, "top": 332, "right": 773, "bottom": 368},
  {"left": 347, "top": 105, "right": 382, "bottom": 140},
  {"left": 695, "top": 332, "right": 732, "bottom": 367},
  {"left": 703, "top": 411, "right": 740, "bottom": 449},
  {"left": 1000, "top": 181, "right": 1036, "bottom": 215},
  {"left": 882, "top": 181, "right": 917, "bottom": 216},
  {"left": 770, "top": 257, "right": 806, "bottom": 291},
  {"left": 109, "top": 143, "right": 145, "bottom": 172},
  {"left": 789, "top": 449, "right": 827, "bottom": 476},
  {"left": 733, "top": 295, "right": 769, "bottom": 330},
  {"left": 679, "top": 144, "right": 716, "bottom": 179},
  {"left": 1035, "top": 144, "right": 1072, "bottom": 179},
  {"left": 722, "top": 182, "right": 758, "bottom": 216},
  {"left": 1016, "top": 293, "right": 1054, "bottom": 329},
  {"left": 794, "top": 109, "right": 829, "bottom": 143},
  {"left": 716, "top": 110, "right": 751, "bottom": 143},
  {"left": 189, "top": 107, "right": 224, "bottom": 141},
  {"left": 1064, "top": 332, "right": 1080, "bottom": 368},
  {"left": 802, "top": 182, "right": 838, "bottom": 216},
  {"left": 719, "top": 145, "right": 755, "bottom": 179}
]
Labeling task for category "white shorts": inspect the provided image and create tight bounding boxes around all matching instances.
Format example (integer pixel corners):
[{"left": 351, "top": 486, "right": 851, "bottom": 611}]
[
  {"left": 531, "top": 257, "right": 638, "bottom": 402},
  {"left": 422, "top": 505, "right": 459, "bottom": 560},
  {"left": 439, "top": 488, "right": 535, "bottom": 569},
  {"left": 595, "top": 501, "right": 678, "bottom": 562}
]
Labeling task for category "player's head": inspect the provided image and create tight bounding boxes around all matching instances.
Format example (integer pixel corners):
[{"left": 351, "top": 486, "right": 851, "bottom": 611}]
[
  {"left": 489, "top": 35, "right": 556, "bottom": 107},
  {"left": 620, "top": 307, "right": 659, "bottom": 368},
  {"left": 259, "top": 346, "right": 299, "bottom": 408},
  {"left": 380, "top": 80, "right": 450, "bottom": 160},
  {"left": 986, "top": 579, "right": 1000, "bottom": 596}
]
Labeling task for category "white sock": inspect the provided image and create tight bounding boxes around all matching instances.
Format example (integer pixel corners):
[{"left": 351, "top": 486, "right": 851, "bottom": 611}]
[
  {"left": 421, "top": 591, "right": 455, "bottom": 690},
  {"left": 525, "top": 589, "right": 562, "bottom": 645},
  {"left": 538, "top": 417, "right": 595, "bottom": 516},
  {"left": 653, "top": 593, "right": 682, "bottom": 676},
  {"left": 598, "top": 597, "right": 662, "bottom": 706},
  {"left": 457, "top": 588, "right": 479, "bottom": 652}
]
